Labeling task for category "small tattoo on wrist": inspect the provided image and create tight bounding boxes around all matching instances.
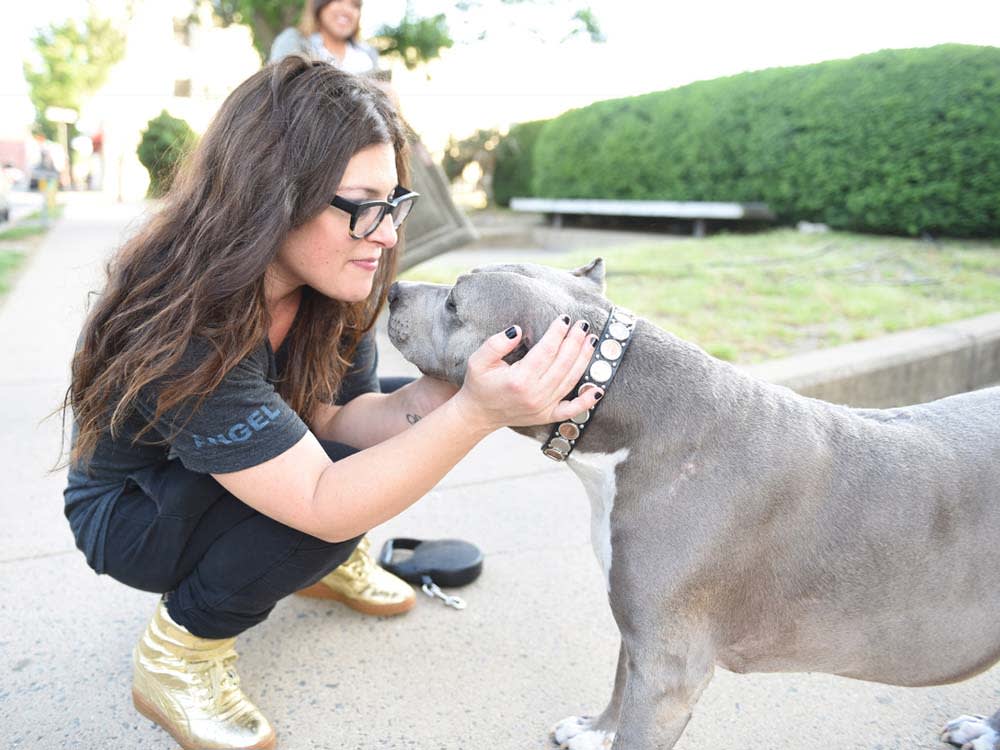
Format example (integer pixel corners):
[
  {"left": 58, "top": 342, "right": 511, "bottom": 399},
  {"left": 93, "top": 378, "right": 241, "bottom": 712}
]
[{"left": 406, "top": 413, "right": 422, "bottom": 425}]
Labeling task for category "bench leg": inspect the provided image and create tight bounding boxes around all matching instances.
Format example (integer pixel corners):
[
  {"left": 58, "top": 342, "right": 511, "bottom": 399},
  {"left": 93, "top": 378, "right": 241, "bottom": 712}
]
[{"left": 693, "top": 218, "right": 706, "bottom": 238}]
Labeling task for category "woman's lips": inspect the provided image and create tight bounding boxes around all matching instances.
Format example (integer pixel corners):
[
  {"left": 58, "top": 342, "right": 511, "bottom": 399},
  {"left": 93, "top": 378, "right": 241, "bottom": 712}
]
[{"left": 351, "top": 259, "right": 378, "bottom": 272}]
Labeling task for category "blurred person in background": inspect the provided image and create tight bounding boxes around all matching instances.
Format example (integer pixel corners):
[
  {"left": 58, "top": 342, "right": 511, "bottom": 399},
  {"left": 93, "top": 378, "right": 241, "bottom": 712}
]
[
  {"left": 269, "top": 0, "right": 380, "bottom": 74},
  {"left": 62, "top": 58, "right": 599, "bottom": 749}
]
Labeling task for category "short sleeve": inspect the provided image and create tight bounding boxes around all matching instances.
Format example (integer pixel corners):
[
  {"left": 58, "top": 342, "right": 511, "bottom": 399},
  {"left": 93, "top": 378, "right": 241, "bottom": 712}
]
[
  {"left": 334, "top": 331, "right": 380, "bottom": 405},
  {"left": 136, "top": 344, "right": 309, "bottom": 474},
  {"left": 269, "top": 28, "right": 312, "bottom": 63},
  {"left": 358, "top": 42, "right": 381, "bottom": 70}
]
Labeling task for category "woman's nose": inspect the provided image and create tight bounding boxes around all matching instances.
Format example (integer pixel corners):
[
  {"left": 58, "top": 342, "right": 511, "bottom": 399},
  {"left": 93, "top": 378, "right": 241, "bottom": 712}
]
[{"left": 368, "top": 214, "right": 398, "bottom": 248}]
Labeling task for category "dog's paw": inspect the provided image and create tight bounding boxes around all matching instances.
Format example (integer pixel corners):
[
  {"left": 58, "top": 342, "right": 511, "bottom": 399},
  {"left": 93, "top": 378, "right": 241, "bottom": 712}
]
[
  {"left": 942, "top": 714, "right": 1000, "bottom": 749},
  {"left": 550, "top": 715, "right": 615, "bottom": 749}
]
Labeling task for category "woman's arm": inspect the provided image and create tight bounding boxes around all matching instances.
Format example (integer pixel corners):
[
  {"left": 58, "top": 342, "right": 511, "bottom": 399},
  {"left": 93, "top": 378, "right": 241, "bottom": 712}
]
[
  {"left": 212, "top": 318, "right": 600, "bottom": 542},
  {"left": 308, "top": 375, "right": 458, "bottom": 449}
]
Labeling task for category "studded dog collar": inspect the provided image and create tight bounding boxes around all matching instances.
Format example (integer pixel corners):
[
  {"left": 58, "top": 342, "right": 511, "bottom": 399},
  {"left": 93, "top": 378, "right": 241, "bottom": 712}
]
[{"left": 542, "top": 306, "right": 636, "bottom": 462}]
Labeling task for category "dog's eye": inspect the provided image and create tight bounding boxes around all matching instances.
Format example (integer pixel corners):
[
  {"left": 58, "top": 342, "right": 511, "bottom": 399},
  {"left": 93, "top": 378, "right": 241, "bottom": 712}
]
[{"left": 445, "top": 295, "right": 458, "bottom": 313}]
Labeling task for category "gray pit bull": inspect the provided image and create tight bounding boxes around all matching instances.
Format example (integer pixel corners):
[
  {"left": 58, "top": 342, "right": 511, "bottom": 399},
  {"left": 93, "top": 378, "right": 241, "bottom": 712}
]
[{"left": 386, "top": 259, "right": 1000, "bottom": 750}]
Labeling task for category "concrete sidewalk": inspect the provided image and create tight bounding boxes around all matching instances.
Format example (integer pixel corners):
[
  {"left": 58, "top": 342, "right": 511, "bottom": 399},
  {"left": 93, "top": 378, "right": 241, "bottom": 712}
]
[{"left": 3, "top": 194, "right": 998, "bottom": 749}]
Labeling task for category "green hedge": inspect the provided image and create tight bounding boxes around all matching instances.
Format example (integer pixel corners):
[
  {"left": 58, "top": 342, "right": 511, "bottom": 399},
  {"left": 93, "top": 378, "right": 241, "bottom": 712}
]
[
  {"left": 137, "top": 110, "right": 197, "bottom": 198},
  {"left": 531, "top": 44, "right": 1000, "bottom": 237},
  {"left": 493, "top": 119, "right": 549, "bottom": 208}
]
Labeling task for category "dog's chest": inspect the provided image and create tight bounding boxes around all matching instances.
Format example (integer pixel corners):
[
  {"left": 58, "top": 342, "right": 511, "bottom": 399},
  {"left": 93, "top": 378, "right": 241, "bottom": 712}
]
[{"left": 567, "top": 448, "right": 630, "bottom": 591}]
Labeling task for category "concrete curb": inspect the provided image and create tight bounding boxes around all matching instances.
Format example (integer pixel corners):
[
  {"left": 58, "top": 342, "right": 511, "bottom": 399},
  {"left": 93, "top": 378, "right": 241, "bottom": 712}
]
[{"left": 744, "top": 312, "right": 1000, "bottom": 407}]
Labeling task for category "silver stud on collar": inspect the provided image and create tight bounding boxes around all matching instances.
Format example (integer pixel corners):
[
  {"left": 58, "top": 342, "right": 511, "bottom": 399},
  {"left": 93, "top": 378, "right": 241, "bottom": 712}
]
[
  {"left": 600, "top": 339, "right": 622, "bottom": 360},
  {"left": 589, "top": 360, "right": 613, "bottom": 383},
  {"left": 542, "top": 306, "right": 636, "bottom": 462}
]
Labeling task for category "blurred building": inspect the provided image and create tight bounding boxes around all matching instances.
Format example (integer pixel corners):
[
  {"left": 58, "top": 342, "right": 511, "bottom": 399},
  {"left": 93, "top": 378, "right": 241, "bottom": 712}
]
[
  {"left": 82, "top": 0, "right": 259, "bottom": 200},
  {"left": 0, "top": 131, "right": 34, "bottom": 180},
  {"left": 0, "top": 56, "right": 38, "bottom": 181}
]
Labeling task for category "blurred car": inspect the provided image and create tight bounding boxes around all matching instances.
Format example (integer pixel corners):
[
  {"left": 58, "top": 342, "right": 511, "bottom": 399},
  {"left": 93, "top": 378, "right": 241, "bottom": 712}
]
[
  {"left": 2, "top": 163, "right": 26, "bottom": 188},
  {"left": 0, "top": 170, "right": 11, "bottom": 223}
]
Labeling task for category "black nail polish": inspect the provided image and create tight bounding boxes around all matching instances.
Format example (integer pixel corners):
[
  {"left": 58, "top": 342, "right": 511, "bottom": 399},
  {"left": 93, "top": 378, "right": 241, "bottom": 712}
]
[
  {"left": 561, "top": 315, "right": 571, "bottom": 325},
  {"left": 594, "top": 391, "right": 604, "bottom": 400},
  {"left": 579, "top": 321, "right": 590, "bottom": 332},
  {"left": 590, "top": 336, "right": 598, "bottom": 347},
  {"left": 505, "top": 326, "right": 518, "bottom": 339}
]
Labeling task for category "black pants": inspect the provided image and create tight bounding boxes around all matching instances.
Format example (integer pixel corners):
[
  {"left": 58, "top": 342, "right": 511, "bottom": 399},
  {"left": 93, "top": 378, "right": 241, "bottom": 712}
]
[{"left": 103, "top": 377, "right": 413, "bottom": 639}]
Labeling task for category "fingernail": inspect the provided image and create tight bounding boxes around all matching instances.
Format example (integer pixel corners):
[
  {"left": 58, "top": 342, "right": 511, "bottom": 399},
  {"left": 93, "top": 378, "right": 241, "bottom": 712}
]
[
  {"left": 594, "top": 390, "right": 604, "bottom": 400},
  {"left": 505, "top": 326, "right": 518, "bottom": 339},
  {"left": 578, "top": 321, "right": 590, "bottom": 332},
  {"left": 561, "top": 314, "right": 571, "bottom": 325},
  {"left": 590, "top": 335, "right": 598, "bottom": 347}
]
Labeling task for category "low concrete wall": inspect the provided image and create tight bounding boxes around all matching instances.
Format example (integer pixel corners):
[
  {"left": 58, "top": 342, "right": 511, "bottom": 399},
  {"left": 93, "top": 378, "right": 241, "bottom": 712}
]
[{"left": 743, "top": 312, "right": 1000, "bottom": 408}]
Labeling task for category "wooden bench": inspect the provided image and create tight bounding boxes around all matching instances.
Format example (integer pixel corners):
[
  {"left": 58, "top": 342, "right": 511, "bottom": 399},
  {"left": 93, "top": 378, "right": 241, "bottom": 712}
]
[{"left": 508, "top": 197, "right": 775, "bottom": 237}]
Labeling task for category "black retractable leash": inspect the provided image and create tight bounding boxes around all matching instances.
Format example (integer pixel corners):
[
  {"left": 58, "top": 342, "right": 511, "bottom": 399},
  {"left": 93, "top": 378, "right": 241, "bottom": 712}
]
[{"left": 378, "top": 538, "right": 483, "bottom": 610}]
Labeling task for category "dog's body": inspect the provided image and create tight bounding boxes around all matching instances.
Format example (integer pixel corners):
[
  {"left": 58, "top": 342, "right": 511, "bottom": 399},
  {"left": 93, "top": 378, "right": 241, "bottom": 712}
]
[{"left": 387, "top": 260, "right": 1000, "bottom": 750}]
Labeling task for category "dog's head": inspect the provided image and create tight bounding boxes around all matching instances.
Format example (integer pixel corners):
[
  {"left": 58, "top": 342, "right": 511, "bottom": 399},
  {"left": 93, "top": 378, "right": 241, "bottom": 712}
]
[{"left": 387, "top": 259, "right": 608, "bottom": 385}]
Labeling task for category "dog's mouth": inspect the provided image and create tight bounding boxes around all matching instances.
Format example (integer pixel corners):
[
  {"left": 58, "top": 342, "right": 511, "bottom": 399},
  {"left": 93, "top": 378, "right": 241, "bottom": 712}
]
[{"left": 385, "top": 315, "right": 406, "bottom": 347}]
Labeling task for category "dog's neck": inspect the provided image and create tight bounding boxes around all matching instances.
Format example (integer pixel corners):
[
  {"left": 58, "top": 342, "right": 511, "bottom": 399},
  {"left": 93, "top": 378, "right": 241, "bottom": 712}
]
[
  {"left": 540, "top": 306, "right": 637, "bottom": 462},
  {"left": 513, "top": 319, "right": 756, "bottom": 457}
]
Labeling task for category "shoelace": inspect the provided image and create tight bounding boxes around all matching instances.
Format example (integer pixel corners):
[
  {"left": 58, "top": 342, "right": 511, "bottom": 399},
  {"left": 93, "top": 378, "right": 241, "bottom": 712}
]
[
  {"left": 190, "top": 652, "right": 242, "bottom": 710},
  {"left": 344, "top": 542, "right": 375, "bottom": 580}
]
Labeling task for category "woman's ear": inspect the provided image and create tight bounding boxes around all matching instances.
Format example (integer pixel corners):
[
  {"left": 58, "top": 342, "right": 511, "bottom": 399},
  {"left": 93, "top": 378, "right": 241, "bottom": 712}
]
[{"left": 571, "top": 258, "right": 606, "bottom": 293}]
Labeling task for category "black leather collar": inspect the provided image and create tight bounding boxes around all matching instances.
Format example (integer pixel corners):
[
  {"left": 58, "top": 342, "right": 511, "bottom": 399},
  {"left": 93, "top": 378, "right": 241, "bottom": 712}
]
[{"left": 542, "top": 306, "right": 636, "bottom": 461}]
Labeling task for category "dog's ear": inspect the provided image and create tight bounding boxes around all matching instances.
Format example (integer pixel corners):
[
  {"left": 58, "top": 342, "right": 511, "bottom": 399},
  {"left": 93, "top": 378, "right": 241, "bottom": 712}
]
[{"left": 571, "top": 258, "right": 606, "bottom": 292}]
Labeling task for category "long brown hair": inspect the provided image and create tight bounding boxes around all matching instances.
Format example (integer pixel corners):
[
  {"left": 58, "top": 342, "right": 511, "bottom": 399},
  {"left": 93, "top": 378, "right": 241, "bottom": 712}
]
[{"left": 67, "top": 56, "right": 408, "bottom": 464}]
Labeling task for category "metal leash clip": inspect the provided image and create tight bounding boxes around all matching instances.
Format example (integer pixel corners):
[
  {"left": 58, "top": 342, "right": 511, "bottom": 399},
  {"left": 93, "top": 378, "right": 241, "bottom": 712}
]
[
  {"left": 378, "top": 538, "right": 482, "bottom": 611},
  {"left": 420, "top": 576, "right": 466, "bottom": 610}
]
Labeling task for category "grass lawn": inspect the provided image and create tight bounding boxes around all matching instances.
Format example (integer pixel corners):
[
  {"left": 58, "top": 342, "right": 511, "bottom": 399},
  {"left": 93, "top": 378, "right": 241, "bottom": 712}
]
[
  {"left": 402, "top": 228, "right": 1000, "bottom": 363},
  {"left": 0, "top": 247, "right": 26, "bottom": 297},
  {"left": 0, "top": 206, "right": 64, "bottom": 302}
]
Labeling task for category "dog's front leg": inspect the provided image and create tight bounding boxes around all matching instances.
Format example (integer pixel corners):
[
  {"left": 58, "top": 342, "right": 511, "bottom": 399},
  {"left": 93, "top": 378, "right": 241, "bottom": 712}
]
[
  {"left": 551, "top": 641, "right": 627, "bottom": 749},
  {"left": 943, "top": 708, "right": 1000, "bottom": 749},
  {"left": 610, "top": 627, "right": 714, "bottom": 750}
]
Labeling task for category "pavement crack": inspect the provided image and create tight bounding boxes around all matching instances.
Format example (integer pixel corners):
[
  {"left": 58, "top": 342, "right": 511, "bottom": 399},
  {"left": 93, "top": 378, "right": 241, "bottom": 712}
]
[{"left": 0, "top": 549, "right": 77, "bottom": 565}]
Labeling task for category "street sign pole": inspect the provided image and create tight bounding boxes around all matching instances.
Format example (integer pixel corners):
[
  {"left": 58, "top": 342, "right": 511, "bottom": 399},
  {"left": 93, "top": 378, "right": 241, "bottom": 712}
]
[{"left": 44, "top": 106, "right": 78, "bottom": 192}]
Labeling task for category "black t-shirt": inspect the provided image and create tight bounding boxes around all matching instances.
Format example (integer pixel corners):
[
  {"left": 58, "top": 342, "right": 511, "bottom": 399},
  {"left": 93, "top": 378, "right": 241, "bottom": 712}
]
[{"left": 63, "top": 332, "right": 379, "bottom": 573}]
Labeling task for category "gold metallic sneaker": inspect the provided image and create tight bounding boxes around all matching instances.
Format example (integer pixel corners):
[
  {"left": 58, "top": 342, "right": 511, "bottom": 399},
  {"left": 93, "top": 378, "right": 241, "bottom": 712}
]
[
  {"left": 132, "top": 601, "right": 276, "bottom": 750},
  {"left": 295, "top": 535, "right": 416, "bottom": 616}
]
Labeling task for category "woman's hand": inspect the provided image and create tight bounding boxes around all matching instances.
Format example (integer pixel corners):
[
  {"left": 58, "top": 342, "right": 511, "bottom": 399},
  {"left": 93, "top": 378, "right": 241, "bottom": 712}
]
[{"left": 452, "top": 315, "right": 602, "bottom": 432}]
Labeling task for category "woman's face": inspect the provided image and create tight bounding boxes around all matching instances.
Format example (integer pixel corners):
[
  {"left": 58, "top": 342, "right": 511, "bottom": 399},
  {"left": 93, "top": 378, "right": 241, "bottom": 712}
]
[
  {"left": 317, "top": 0, "right": 362, "bottom": 41},
  {"left": 270, "top": 142, "right": 398, "bottom": 305}
]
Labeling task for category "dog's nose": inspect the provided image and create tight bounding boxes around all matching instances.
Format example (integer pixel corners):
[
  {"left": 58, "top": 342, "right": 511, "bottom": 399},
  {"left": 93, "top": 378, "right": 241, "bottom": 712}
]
[{"left": 387, "top": 282, "right": 400, "bottom": 307}]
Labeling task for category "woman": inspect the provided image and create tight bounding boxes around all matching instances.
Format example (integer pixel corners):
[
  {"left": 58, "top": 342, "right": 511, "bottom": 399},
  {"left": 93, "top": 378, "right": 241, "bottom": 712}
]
[
  {"left": 269, "top": 0, "right": 378, "bottom": 73},
  {"left": 63, "top": 58, "right": 601, "bottom": 750}
]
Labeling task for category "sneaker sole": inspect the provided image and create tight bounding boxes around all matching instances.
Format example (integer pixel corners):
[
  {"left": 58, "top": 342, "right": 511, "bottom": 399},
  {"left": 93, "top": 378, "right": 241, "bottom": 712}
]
[
  {"left": 132, "top": 688, "right": 277, "bottom": 750},
  {"left": 294, "top": 582, "right": 416, "bottom": 616}
]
